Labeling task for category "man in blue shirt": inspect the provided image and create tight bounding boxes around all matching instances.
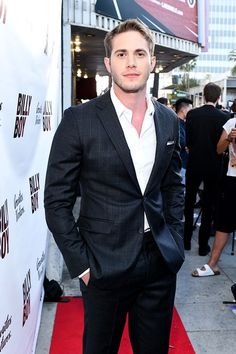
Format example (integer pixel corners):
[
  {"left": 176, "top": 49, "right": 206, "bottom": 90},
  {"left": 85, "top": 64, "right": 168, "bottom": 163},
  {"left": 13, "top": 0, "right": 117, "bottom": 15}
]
[{"left": 175, "top": 98, "right": 193, "bottom": 183}]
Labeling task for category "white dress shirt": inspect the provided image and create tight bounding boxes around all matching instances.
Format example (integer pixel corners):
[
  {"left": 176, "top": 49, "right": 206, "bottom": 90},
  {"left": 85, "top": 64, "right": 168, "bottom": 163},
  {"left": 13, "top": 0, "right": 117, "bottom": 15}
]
[
  {"left": 223, "top": 117, "right": 236, "bottom": 177},
  {"left": 110, "top": 87, "right": 156, "bottom": 230},
  {"left": 79, "top": 87, "right": 156, "bottom": 278}
]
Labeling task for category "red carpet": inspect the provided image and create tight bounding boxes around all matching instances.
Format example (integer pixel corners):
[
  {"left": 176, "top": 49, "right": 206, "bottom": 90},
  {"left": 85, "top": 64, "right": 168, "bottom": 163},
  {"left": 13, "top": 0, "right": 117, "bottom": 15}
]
[{"left": 49, "top": 297, "right": 195, "bottom": 354}]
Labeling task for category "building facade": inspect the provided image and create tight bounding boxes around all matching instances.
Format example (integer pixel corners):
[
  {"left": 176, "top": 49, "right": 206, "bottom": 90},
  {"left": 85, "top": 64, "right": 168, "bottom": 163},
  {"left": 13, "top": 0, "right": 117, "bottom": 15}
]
[{"left": 193, "top": 0, "right": 236, "bottom": 80}]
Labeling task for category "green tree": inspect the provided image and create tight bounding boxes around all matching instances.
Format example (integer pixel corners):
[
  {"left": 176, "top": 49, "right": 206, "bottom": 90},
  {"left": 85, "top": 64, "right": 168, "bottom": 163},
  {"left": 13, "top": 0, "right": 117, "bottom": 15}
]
[
  {"left": 177, "top": 78, "right": 199, "bottom": 92},
  {"left": 178, "top": 59, "right": 197, "bottom": 91},
  {"left": 229, "top": 49, "right": 236, "bottom": 75}
]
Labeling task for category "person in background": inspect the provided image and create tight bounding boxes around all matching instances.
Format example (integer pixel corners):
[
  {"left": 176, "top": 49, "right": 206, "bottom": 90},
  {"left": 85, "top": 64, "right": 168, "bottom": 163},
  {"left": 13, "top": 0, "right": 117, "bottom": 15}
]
[
  {"left": 157, "top": 96, "right": 168, "bottom": 105},
  {"left": 184, "top": 83, "right": 228, "bottom": 255},
  {"left": 44, "top": 19, "right": 184, "bottom": 354},
  {"left": 216, "top": 103, "right": 231, "bottom": 116},
  {"left": 192, "top": 115, "right": 236, "bottom": 276},
  {"left": 175, "top": 98, "right": 193, "bottom": 184},
  {"left": 230, "top": 99, "right": 236, "bottom": 117}
]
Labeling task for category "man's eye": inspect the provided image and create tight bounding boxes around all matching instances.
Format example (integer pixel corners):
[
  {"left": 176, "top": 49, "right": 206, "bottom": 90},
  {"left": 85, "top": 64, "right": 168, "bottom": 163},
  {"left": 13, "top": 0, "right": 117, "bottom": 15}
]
[
  {"left": 137, "top": 52, "right": 145, "bottom": 57},
  {"left": 117, "top": 52, "right": 125, "bottom": 57}
]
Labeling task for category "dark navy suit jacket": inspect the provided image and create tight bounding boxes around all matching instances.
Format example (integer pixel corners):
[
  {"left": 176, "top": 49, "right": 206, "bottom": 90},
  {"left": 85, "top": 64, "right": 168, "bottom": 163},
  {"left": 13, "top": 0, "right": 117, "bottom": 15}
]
[{"left": 44, "top": 91, "right": 184, "bottom": 287}]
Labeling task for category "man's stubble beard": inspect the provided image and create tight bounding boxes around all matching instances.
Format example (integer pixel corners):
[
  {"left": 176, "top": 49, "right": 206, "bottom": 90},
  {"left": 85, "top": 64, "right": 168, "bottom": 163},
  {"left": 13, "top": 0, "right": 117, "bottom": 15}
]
[{"left": 111, "top": 72, "right": 149, "bottom": 94}]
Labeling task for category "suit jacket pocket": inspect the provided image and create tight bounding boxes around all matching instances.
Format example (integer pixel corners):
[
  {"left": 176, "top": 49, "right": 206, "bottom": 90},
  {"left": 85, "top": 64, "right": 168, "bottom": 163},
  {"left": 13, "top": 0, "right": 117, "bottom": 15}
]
[{"left": 78, "top": 215, "right": 113, "bottom": 234}]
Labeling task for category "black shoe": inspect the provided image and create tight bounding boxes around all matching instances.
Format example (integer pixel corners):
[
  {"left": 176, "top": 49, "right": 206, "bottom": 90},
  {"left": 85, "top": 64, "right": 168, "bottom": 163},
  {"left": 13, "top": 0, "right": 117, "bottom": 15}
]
[
  {"left": 231, "top": 284, "right": 236, "bottom": 301},
  {"left": 199, "top": 245, "right": 211, "bottom": 256}
]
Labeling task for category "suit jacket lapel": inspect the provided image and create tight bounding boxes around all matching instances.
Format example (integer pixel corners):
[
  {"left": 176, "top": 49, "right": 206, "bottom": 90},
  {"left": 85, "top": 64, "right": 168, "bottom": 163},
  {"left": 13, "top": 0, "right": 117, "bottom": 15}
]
[
  {"left": 95, "top": 91, "right": 141, "bottom": 192},
  {"left": 144, "top": 102, "right": 165, "bottom": 194}
]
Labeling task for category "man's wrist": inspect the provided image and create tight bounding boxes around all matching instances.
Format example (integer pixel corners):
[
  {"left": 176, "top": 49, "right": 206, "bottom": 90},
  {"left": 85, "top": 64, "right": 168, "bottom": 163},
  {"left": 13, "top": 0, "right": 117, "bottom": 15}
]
[
  {"left": 78, "top": 268, "right": 90, "bottom": 278},
  {"left": 225, "top": 136, "right": 233, "bottom": 143}
]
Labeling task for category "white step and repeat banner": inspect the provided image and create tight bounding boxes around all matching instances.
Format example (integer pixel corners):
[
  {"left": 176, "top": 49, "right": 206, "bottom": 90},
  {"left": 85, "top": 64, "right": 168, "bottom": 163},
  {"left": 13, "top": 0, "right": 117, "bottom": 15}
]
[{"left": 0, "top": 0, "right": 62, "bottom": 353}]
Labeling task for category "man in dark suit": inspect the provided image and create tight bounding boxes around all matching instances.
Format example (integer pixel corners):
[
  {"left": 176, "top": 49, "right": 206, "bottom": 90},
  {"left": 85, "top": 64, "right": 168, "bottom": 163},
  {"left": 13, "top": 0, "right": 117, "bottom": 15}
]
[
  {"left": 44, "top": 19, "right": 184, "bottom": 354},
  {"left": 184, "top": 83, "right": 228, "bottom": 255}
]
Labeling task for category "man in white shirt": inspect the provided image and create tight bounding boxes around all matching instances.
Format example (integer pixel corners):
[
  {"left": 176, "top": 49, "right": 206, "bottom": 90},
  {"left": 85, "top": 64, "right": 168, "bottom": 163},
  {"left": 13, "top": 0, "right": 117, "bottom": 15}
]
[{"left": 44, "top": 19, "right": 184, "bottom": 354}]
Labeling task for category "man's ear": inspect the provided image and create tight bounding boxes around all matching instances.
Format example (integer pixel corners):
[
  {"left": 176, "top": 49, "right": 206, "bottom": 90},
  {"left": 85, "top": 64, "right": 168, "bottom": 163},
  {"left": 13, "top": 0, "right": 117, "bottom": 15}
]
[
  {"left": 151, "top": 56, "right": 156, "bottom": 72},
  {"left": 104, "top": 57, "right": 111, "bottom": 74}
]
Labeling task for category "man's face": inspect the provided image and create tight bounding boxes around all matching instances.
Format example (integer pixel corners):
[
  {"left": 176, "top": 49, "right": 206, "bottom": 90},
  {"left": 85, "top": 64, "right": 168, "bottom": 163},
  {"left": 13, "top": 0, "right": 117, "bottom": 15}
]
[{"left": 104, "top": 31, "right": 156, "bottom": 95}]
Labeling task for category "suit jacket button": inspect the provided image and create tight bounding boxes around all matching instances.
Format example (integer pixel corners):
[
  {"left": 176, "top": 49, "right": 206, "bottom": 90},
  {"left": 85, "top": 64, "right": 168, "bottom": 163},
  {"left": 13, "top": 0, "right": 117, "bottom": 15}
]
[{"left": 138, "top": 228, "right": 143, "bottom": 235}]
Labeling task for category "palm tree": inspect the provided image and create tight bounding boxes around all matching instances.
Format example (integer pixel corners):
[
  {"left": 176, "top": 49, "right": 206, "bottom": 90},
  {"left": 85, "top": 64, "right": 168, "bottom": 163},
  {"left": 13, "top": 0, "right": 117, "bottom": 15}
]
[
  {"left": 179, "top": 59, "right": 197, "bottom": 91},
  {"left": 228, "top": 49, "right": 236, "bottom": 75}
]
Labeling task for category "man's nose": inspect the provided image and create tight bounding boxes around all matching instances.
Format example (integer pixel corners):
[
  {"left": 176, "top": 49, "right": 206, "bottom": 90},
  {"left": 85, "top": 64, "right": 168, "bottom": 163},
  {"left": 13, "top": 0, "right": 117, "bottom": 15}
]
[{"left": 127, "top": 54, "right": 136, "bottom": 67}]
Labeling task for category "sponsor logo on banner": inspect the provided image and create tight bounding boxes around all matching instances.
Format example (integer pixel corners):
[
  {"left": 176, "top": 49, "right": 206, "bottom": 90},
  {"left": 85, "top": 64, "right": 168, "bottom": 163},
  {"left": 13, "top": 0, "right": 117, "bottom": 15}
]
[
  {"left": 29, "top": 173, "right": 40, "bottom": 213},
  {"left": 43, "top": 100, "right": 52, "bottom": 131},
  {"left": 187, "top": 0, "right": 196, "bottom": 8},
  {"left": 0, "top": 200, "right": 9, "bottom": 260},
  {"left": 36, "top": 251, "right": 46, "bottom": 280},
  {"left": 22, "top": 269, "right": 31, "bottom": 326},
  {"left": 35, "top": 102, "right": 42, "bottom": 125},
  {"left": 0, "top": 315, "right": 12, "bottom": 352},
  {"left": 13, "top": 93, "right": 32, "bottom": 138},
  {"left": 14, "top": 191, "right": 25, "bottom": 222},
  {"left": 0, "top": 0, "right": 7, "bottom": 24}
]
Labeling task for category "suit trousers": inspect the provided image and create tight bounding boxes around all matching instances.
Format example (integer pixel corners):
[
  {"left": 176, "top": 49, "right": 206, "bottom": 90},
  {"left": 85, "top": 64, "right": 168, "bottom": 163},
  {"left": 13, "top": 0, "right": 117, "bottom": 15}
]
[
  {"left": 184, "top": 172, "right": 218, "bottom": 250},
  {"left": 80, "top": 232, "right": 176, "bottom": 354}
]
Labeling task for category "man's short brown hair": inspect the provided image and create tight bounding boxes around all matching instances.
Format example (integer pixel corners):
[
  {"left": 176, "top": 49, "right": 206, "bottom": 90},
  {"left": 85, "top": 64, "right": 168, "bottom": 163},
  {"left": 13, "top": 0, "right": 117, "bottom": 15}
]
[
  {"left": 203, "top": 83, "right": 221, "bottom": 103},
  {"left": 104, "top": 19, "right": 155, "bottom": 58}
]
